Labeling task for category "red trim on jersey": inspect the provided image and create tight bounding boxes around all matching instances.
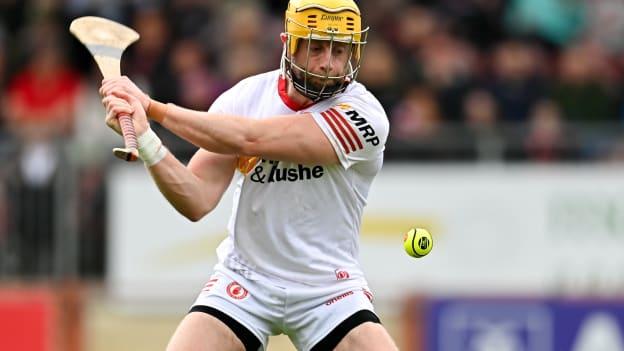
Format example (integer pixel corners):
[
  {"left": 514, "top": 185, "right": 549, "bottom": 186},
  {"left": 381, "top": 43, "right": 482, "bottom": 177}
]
[
  {"left": 321, "top": 111, "right": 351, "bottom": 154},
  {"left": 326, "top": 109, "right": 356, "bottom": 152},
  {"left": 328, "top": 108, "right": 364, "bottom": 150},
  {"left": 278, "top": 76, "right": 315, "bottom": 111}
]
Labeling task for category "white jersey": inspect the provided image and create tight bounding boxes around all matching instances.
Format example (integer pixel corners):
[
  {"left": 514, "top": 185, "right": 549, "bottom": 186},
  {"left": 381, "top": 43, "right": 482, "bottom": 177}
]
[{"left": 211, "top": 70, "right": 389, "bottom": 286}]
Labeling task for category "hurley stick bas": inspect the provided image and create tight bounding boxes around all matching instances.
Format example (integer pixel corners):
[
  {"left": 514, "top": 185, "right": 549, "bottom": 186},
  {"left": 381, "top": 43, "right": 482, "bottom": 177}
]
[{"left": 70, "top": 16, "right": 140, "bottom": 161}]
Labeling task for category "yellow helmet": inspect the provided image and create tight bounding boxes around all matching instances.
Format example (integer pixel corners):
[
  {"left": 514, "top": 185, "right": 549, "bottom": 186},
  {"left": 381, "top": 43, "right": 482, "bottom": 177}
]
[{"left": 281, "top": 0, "right": 369, "bottom": 101}]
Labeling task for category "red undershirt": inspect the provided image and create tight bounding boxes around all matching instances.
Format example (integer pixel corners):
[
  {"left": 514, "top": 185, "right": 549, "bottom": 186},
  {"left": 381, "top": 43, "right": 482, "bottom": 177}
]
[{"left": 277, "top": 76, "right": 318, "bottom": 112}]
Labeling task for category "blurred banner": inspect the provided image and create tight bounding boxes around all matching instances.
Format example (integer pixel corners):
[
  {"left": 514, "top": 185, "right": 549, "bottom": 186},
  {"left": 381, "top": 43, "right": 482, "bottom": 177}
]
[
  {"left": 404, "top": 296, "right": 624, "bottom": 351},
  {"left": 0, "top": 287, "right": 57, "bottom": 351},
  {"left": 0, "top": 284, "right": 83, "bottom": 351},
  {"left": 107, "top": 164, "right": 624, "bottom": 303}
]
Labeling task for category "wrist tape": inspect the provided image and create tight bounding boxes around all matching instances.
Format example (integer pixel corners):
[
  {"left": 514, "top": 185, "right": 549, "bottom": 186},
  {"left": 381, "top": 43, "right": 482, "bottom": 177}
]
[{"left": 138, "top": 129, "right": 168, "bottom": 166}]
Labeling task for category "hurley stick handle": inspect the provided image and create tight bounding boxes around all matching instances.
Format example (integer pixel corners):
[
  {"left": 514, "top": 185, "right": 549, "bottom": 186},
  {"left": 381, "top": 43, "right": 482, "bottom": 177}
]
[{"left": 112, "top": 112, "right": 139, "bottom": 161}]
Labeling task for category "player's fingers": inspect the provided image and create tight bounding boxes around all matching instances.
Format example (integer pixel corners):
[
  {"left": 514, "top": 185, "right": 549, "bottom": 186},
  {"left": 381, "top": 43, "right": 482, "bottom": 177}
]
[
  {"left": 105, "top": 110, "right": 123, "bottom": 135},
  {"left": 113, "top": 89, "right": 138, "bottom": 104},
  {"left": 100, "top": 78, "right": 127, "bottom": 94},
  {"left": 102, "top": 76, "right": 124, "bottom": 85},
  {"left": 126, "top": 94, "right": 143, "bottom": 111},
  {"left": 100, "top": 77, "right": 123, "bottom": 94},
  {"left": 105, "top": 105, "right": 125, "bottom": 123},
  {"left": 102, "top": 94, "right": 116, "bottom": 107},
  {"left": 102, "top": 95, "right": 133, "bottom": 112},
  {"left": 110, "top": 90, "right": 138, "bottom": 107},
  {"left": 109, "top": 103, "right": 134, "bottom": 117},
  {"left": 102, "top": 93, "right": 125, "bottom": 104},
  {"left": 106, "top": 99, "right": 134, "bottom": 114},
  {"left": 102, "top": 95, "right": 117, "bottom": 111},
  {"left": 99, "top": 82, "right": 113, "bottom": 97},
  {"left": 101, "top": 83, "right": 133, "bottom": 99},
  {"left": 101, "top": 82, "right": 124, "bottom": 96}
]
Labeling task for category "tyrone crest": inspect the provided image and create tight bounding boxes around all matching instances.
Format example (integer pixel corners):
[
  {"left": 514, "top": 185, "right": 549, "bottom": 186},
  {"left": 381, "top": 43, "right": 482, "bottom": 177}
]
[{"left": 226, "top": 282, "right": 249, "bottom": 300}]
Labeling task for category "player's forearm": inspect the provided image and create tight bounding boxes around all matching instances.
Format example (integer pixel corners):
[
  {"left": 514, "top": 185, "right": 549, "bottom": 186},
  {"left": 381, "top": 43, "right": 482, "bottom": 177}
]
[
  {"left": 148, "top": 100, "right": 261, "bottom": 155},
  {"left": 146, "top": 153, "right": 214, "bottom": 221}
]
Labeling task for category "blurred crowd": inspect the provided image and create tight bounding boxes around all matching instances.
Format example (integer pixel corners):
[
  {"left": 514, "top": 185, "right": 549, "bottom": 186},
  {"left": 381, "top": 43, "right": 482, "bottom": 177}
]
[
  {"left": 1, "top": 0, "right": 624, "bottom": 162},
  {"left": 362, "top": 0, "right": 624, "bottom": 162},
  {"left": 1, "top": 0, "right": 624, "bottom": 277}
]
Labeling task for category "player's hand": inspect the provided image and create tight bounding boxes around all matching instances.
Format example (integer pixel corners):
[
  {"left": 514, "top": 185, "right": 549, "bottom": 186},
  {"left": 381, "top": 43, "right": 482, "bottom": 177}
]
[
  {"left": 100, "top": 76, "right": 151, "bottom": 111},
  {"left": 102, "top": 91, "right": 150, "bottom": 137}
]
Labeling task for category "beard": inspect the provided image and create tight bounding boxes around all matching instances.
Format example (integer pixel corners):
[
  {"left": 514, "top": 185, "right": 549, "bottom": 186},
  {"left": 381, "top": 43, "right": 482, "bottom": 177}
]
[{"left": 293, "top": 67, "right": 344, "bottom": 91}]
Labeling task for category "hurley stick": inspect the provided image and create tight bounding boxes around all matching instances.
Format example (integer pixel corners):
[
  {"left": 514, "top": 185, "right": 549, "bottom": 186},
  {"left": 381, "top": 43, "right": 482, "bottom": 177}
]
[{"left": 70, "top": 16, "right": 140, "bottom": 161}]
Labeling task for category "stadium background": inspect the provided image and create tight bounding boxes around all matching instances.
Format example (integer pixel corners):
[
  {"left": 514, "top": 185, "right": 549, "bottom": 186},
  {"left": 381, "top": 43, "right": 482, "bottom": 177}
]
[{"left": 1, "top": 0, "right": 624, "bottom": 350}]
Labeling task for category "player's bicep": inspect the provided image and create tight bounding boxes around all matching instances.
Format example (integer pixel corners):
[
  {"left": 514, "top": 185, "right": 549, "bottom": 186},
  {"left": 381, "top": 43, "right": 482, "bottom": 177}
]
[
  {"left": 187, "top": 149, "right": 237, "bottom": 205},
  {"left": 252, "top": 114, "right": 339, "bottom": 165}
]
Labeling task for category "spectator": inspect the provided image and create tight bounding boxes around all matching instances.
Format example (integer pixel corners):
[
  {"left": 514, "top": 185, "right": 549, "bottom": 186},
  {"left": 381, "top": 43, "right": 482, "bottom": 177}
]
[
  {"left": 0, "top": 0, "right": 27, "bottom": 36},
  {"left": 551, "top": 42, "right": 619, "bottom": 122},
  {"left": 154, "top": 38, "right": 226, "bottom": 157},
  {"left": 5, "top": 22, "right": 80, "bottom": 142},
  {"left": 464, "top": 89, "right": 499, "bottom": 130},
  {"left": 128, "top": 8, "right": 171, "bottom": 97},
  {"left": 524, "top": 99, "right": 576, "bottom": 161},
  {"left": 393, "top": 5, "right": 438, "bottom": 54},
  {"left": 168, "top": 0, "right": 215, "bottom": 39},
  {"left": 438, "top": 0, "right": 507, "bottom": 50},
  {"left": 584, "top": 0, "right": 624, "bottom": 54},
  {"left": 220, "top": 44, "right": 270, "bottom": 85},
  {"left": 357, "top": 40, "right": 403, "bottom": 108},
  {"left": 3, "top": 20, "right": 81, "bottom": 276},
  {"left": 0, "top": 27, "right": 7, "bottom": 137},
  {"left": 391, "top": 86, "right": 442, "bottom": 141},
  {"left": 419, "top": 33, "right": 478, "bottom": 121},
  {"left": 214, "top": 2, "right": 277, "bottom": 85},
  {"left": 489, "top": 40, "right": 546, "bottom": 122},
  {"left": 462, "top": 89, "right": 504, "bottom": 161},
  {"left": 168, "top": 38, "right": 224, "bottom": 111}
]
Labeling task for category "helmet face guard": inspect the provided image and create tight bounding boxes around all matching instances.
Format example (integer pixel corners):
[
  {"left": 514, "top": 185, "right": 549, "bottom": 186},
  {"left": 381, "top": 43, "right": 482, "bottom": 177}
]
[{"left": 281, "top": 0, "right": 369, "bottom": 101}]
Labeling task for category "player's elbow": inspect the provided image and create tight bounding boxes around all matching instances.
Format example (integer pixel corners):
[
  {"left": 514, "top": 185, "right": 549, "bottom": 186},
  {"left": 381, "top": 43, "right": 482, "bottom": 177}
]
[
  {"left": 178, "top": 204, "right": 207, "bottom": 222},
  {"left": 183, "top": 209, "right": 207, "bottom": 222},
  {"left": 183, "top": 202, "right": 218, "bottom": 222}
]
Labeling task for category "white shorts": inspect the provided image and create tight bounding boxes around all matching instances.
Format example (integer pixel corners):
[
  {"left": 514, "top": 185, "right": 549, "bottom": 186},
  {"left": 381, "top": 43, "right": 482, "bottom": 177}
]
[{"left": 191, "top": 264, "right": 377, "bottom": 351}]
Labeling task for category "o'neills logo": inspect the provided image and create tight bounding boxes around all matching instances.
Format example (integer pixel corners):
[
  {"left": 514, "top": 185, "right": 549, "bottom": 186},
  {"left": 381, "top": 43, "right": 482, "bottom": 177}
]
[
  {"left": 325, "top": 291, "right": 354, "bottom": 305},
  {"left": 226, "top": 282, "right": 248, "bottom": 300},
  {"left": 321, "top": 14, "right": 342, "bottom": 21},
  {"left": 335, "top": 269, "right": 350, "bottom": 280}
]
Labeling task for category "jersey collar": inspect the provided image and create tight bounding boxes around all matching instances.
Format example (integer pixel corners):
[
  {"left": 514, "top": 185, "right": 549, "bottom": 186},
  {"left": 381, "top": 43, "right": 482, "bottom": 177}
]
[{"left": 278, "top": 75, "right": 316, "bottom": 111}]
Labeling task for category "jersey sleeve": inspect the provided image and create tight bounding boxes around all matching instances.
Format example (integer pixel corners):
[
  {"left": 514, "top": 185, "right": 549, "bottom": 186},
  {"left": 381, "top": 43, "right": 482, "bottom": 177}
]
[{"left": 311, "top": 97, "right": 389, "bottom": 169}]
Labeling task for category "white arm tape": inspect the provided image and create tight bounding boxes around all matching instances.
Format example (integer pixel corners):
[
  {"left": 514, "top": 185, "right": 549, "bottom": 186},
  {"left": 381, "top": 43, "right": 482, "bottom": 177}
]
[{"left": 138, "top": 129, "right": 168, "bottom": 167}]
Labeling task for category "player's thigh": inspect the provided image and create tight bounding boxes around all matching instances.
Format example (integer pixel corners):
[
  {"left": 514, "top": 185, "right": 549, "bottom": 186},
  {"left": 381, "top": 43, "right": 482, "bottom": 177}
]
[
  {"left": 334, "top": 321, "right": 398, "bottom": 351},
  {"left": 166, "top": 311, "right": 245, "bottom": 351}
]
